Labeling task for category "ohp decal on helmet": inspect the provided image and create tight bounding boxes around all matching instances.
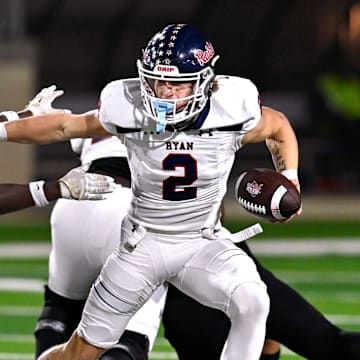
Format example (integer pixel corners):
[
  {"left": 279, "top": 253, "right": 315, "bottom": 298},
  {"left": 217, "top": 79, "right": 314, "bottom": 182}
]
[{"left": 137, "top": 23, "right": 219, "bottom": 130}]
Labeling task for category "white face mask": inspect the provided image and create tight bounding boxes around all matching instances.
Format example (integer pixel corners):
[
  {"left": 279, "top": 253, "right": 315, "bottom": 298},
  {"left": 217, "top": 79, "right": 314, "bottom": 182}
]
[{"left": 137, "top": 59, "right": 216, "bottom": 131}]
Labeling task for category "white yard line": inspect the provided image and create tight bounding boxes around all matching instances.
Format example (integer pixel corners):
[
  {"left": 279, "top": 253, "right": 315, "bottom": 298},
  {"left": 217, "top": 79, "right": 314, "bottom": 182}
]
[
  {"left": 0, "top": 243, "right": 50, "bottom": 258},
  {"left": 251, "top": 239, "right": 360, "bottom": 256},
  {"left": 4, "top": 271, "right": 360, "bottom": 293},
  {"left": 0, "top": 240, "right": 359, "bottom": 294},
  {"left": 0, "top": 306, "right": 42, "bottom": 316},
  {"left": 0, "top": 278, "right": 45, "bottom": 292},
  {"left": 272, "top": 271, "right": 360, "bottom": 283},
  {"left": 0, "top": 355, "right": 34, "bottom": 360},
  {"left": 0, "top": 334, "right": 34, "bottom": 342},
  {"left": 1, "top": 239, "right": 360, "bottom": 259}
]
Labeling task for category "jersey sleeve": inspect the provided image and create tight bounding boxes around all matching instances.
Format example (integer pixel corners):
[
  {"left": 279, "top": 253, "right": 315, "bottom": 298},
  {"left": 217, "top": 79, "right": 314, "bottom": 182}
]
[
  {"left": 240, "top": 79, "right": 262, "bottom": 133},
  {"left": 98, "top": 79, "right": 142, "bottom": 135},
  {"left": 70, "top": 138, "right": 85, "bottom": 155},
  {"left": 98, "top": 82, "right": 122, "bottom": 135},
  {"left": 201, "top": 76, "right": 262, "bottom": 131}
]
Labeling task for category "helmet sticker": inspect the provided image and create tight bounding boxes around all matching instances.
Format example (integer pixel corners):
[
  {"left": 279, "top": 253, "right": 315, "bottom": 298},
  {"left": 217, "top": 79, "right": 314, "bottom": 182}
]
[{"left": 194, "top": 42, "right": 215, "bottom": 66}]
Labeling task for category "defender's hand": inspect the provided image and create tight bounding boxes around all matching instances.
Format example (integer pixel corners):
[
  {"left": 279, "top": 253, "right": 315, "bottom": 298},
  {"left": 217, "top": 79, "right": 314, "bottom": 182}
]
[
  {"left": 58, "top": 166, "right": 116, "bottom": 200},
  {"left": 24, "top": 85, "right": 71, "bottom": 116}
]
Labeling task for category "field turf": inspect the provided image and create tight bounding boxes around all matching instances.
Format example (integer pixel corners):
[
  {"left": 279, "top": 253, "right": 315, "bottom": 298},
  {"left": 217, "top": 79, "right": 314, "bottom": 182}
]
[{"left": 0, "top": 219, "right": 359, "bottom": 359}]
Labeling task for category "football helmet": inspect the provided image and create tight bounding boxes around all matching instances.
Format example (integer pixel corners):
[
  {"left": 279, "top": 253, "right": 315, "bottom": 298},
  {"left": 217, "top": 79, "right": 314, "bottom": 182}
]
[{"left": 137, "top": 24, "right": 219, "bottom": 131}]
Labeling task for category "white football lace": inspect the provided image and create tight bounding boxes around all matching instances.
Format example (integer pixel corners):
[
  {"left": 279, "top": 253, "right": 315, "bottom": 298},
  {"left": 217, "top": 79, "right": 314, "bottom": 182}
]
[{"left": 238, "top": 197, "right": 266, "bottom": 215}]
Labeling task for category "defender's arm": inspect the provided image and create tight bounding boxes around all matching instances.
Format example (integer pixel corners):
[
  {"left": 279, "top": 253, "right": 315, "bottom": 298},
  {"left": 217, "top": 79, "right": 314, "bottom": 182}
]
[{"left": 1, "top": 112, "right": 110, "bottom": 144}]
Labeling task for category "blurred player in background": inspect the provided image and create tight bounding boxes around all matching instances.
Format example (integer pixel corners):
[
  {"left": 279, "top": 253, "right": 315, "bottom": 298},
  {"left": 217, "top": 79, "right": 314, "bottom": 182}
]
[
  {"left": 2, "top": 89, "right": 167, "bottom": 360},
  {"left": 35, "top": 134, "right": 167, "bottom": 360},
  {"left": 164, "top": 238, "right": 360, "bottom": 360},
  {"left": 0, "top": 99, "right": 115, "bottom": 209}
]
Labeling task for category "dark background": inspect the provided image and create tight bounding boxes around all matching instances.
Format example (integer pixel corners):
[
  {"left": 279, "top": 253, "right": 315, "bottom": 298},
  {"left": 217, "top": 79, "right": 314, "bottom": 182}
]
[{"left": 1, "top": 0, "right": 359, "bottom": 195}]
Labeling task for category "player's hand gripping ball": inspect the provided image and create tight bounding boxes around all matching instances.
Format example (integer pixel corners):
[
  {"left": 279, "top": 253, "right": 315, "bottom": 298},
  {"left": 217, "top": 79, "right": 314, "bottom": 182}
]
[{"left": 235, "top": 168, "right": 301, "bottom": 222}]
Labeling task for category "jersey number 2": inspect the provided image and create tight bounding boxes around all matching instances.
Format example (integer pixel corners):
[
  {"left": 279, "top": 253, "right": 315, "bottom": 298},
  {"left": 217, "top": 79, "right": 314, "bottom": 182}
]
[{"left": 163, "top": 154, "right": 197, "bottom": 201}]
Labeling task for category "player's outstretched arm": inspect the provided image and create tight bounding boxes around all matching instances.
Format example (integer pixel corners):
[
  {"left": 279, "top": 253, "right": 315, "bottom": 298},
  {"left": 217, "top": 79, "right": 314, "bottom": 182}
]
[
  {"left": 0, "top": 166, "right": 115, "bottom": 215},
  {"left": 0, "top": 85, "right": 110, "bottom": 144},
  {"left": 1, "top": 111, "right": 109, "bottom": 144}
]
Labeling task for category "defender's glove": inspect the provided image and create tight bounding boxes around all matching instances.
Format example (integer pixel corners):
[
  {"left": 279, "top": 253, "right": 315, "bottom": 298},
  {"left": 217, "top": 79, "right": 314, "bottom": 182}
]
[
  {"left": 24, "top": 85, "right": 71, "bottom": 116},
  {"left": 58, "top": 166, "right": 116, "bottom": 200}
]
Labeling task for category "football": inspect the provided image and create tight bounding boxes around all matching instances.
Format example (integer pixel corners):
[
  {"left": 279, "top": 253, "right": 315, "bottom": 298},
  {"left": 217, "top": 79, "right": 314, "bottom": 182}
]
[{"left": 235, "top": 168, "right": 301, "bottom": 222}]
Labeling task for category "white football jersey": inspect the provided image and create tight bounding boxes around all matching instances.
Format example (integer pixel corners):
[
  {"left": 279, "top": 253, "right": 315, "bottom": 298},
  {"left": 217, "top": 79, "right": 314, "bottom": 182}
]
[
  {"left": 98, "top": 76, "right": 261, "bottom": 232},
  {"left": 70, "top": 135, "right": 127, "bottom": 166}
]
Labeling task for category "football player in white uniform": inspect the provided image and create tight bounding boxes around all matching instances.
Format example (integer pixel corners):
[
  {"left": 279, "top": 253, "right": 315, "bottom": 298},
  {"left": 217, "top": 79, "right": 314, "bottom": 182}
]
[
  {"left": 36, "top": 134, "right": 167, "bottom": 360},
  {"left": 1, "top": 24, "right": 301, "bottom": 360},
  {"left": 1, "top": 91, "right": 166, "bottom": 360}
]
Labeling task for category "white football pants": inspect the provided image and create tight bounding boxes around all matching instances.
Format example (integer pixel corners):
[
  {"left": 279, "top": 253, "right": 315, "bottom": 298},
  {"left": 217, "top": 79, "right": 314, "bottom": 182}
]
[
  {"left": 78, "top": 215, "right": 269, "bottom": 360},
  {"left": 49, "top": 185, "right": 167, "bottom": 350}
]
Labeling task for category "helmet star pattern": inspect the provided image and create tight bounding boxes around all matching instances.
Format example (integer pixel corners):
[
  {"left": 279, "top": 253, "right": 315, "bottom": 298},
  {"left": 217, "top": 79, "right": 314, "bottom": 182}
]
[{"left": 143, "top": 24, "right": 187, "bottom": 70}]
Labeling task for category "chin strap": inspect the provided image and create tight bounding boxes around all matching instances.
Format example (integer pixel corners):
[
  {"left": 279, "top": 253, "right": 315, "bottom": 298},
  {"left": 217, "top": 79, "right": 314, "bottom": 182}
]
[{"left": 154, "top": 101, "right": 174, "bottom": 132}]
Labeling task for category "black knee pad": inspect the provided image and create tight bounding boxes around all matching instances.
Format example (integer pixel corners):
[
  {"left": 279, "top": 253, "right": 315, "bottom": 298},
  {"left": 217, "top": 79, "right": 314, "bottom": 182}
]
[
  {"left": 99, "top": 331, "right": 149, "bottom": 360},
  {"left": 34, "top": 285, "right": 86, "bottom": 358}
]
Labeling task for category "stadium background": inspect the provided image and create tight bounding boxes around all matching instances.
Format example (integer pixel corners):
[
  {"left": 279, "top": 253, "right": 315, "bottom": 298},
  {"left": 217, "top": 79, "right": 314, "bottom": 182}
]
[
  {"left": 0, "top": 1, "right": 359, "bottom": 359},
  {"left": 0, "top": 0, "right": 359, "bottom": 222}
]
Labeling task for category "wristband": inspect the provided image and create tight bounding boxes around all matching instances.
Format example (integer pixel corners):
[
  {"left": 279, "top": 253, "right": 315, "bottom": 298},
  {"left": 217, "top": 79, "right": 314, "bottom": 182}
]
[
  {"left": 0, "top": 111, "right": 20, "bottom": 121},
  {"left": 0, "top": 123, "right": 7, "bottom": 140},
  {"left": 29, "top": 181, "right": 50, "bottom": 207},
  {"left": 281, "top": 169, "right": 298, "bottom": 181}
]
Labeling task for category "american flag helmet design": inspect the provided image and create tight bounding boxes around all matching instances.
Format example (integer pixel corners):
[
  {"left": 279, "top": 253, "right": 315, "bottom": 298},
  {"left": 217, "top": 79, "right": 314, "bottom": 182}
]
[{"left": 142, "top": 24, "right": 216, "bottom": 73}]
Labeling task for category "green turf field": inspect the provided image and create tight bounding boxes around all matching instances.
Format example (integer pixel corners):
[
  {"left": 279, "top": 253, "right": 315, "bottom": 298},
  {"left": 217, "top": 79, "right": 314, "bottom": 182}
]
[{"left": 0, "top": 220, "right": 359, "bottom": 359}]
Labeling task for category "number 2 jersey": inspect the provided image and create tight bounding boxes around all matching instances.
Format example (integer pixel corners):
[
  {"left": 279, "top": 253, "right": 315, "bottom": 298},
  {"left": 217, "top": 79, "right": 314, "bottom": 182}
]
[{"left": 98, "top": 75, "right": 261, "bottom": 232}]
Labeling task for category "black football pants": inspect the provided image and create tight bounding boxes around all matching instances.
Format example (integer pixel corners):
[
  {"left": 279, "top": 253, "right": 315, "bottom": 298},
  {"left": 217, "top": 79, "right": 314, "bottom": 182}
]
[{"left": 162, "top": 241, "right": 360, "bottom": 360}]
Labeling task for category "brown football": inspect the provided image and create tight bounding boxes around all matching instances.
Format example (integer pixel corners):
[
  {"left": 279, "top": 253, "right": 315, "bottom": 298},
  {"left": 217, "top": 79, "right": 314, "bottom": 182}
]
[{"left": 235, "top": 168, "right": 301, "bottom": 222}]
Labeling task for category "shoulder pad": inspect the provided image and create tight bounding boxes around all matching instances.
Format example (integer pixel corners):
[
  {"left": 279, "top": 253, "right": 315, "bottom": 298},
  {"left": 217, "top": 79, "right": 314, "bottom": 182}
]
[
  {"left": 98, "top": 79, "right": 145, "bottom": 134},
  {"left": 199, "top": 75, "right": 261, "bottom": 131}
]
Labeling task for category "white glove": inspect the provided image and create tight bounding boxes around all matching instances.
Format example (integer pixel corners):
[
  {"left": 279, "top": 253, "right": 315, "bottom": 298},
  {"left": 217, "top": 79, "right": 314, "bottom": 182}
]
[
  {"left": 58, "top": 166, "right": 116, "bottom": 200},
  {"left": 24, "top": 85, "right": 71, "bottom": 116}
]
